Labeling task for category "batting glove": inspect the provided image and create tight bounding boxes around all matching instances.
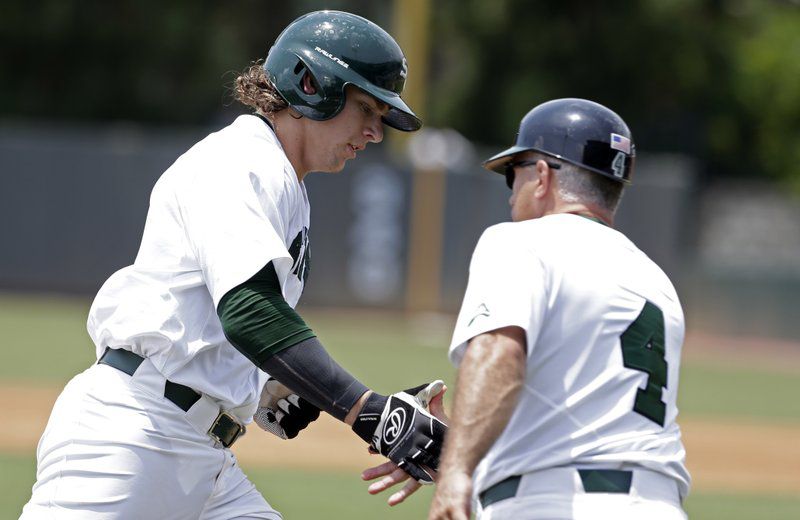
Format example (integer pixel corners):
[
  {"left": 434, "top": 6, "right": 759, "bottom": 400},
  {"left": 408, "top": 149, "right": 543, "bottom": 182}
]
[
  {"left": 253, "top": 377, "right": 321, "bottom": 439},
  {"left": 353, "top": 380, "right": 447, "bottom": 484}
]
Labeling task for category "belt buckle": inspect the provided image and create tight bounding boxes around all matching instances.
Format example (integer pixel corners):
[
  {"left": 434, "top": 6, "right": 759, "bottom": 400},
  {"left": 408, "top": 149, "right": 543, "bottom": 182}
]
[{"left": 208, "top": 411, "right": 245, "bottom": 448}]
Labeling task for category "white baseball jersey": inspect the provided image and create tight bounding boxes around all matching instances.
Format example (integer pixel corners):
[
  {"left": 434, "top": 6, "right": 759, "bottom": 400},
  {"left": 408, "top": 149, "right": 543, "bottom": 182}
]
[
  {"left": 87, "top": 114, "right": 311, "bottom": 421},
  {"left": 450, "top": 213, "right": 690, "bottom": 500}
]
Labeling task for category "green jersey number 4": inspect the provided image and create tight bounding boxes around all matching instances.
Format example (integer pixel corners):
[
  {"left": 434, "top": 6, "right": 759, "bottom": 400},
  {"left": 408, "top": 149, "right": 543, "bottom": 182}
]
[{"left": 620, "top": 301, "right": 668, "bottom": 426}]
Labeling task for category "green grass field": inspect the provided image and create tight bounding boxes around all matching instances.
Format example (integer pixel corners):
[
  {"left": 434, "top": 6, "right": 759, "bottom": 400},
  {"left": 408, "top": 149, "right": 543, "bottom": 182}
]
[{"left": 2, "top": 292, "right": 799, "bottom": 519}]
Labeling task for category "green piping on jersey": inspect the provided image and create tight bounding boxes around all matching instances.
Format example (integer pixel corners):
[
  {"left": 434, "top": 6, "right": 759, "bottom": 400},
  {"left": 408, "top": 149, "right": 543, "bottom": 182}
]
[
  {"left": 570, "top": 212, "right": 610, "bottom": 227},
  {"left": 218, "top": 262, "right": 316, "bottom": 366}
]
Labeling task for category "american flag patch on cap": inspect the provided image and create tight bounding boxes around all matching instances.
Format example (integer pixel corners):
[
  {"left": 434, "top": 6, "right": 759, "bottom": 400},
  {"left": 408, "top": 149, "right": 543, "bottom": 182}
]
[{"left": 610, "top": 133, "right": 631, "bottom": 154}]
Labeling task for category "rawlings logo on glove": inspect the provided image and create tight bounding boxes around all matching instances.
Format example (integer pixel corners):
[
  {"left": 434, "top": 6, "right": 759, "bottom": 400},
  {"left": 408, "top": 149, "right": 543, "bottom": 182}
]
[
  {"left": 383, "top": 406, "right": 407, "bottom": 445},
  {"left": 353, "top": 381, "right": 447, "bottom": 484},
  {"left": 253, "top": 377, "right": 320, "bottom": 439}
]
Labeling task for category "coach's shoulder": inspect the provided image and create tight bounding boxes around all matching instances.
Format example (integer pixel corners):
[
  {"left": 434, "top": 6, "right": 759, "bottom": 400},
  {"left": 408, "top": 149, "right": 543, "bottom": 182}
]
[
  {"left": 478, "top": 222, "right": 511, "bottom": 242},
  {"left": 481, "top": 219, "right": 544, "bottom": 241},
  {"left": 474, "top": 222, "right": 527, "bottom": 255}
]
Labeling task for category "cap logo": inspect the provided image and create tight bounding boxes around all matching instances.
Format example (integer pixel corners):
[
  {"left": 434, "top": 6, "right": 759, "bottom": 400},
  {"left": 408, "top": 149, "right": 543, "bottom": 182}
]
[
  {"left": 314, "top": 46, "right": 349, "bottom": 69},
  {"left": 610, "top": 133, "right": 631, "bottom": 154}
]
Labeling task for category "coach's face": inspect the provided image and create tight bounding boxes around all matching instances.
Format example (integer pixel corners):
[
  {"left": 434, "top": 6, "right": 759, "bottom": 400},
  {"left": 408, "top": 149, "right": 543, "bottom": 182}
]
[
  {"left": 508, "top": 152, "right": 552, "bottom": 222},
  {"left": 309, "top": 86, "right": 387, "bottom": 173}
]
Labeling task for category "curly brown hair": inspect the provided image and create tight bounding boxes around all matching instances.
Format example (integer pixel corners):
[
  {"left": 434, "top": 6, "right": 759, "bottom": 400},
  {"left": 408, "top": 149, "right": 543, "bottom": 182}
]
[{"left": 233, "top": 61, "right": 288, "bottom": 115}]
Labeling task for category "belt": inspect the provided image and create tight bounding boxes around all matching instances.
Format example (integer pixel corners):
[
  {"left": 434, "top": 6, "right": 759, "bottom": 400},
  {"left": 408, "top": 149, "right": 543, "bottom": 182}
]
[
  {"left": 480, "top": 469, "right": 634, "bottom": 509},
  {"left": 98, "top": 347, "right": 245, "bottom": 448}
]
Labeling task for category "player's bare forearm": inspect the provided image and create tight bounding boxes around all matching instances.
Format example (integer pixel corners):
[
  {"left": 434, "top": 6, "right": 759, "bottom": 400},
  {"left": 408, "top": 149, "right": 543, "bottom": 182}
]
[{"left": 429, "top": 326, "right": 526, "bottom": 520}]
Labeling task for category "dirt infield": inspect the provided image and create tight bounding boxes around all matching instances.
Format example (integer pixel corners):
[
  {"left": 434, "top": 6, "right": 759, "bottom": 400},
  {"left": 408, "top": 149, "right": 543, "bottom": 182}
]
[{"left": 4, "top": 382, "right": 799, "bottom": 495}]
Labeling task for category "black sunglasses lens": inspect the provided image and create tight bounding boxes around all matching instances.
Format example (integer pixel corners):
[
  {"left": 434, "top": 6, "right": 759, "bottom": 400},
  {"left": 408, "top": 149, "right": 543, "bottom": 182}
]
[{"left": 504, "top": 166, "right": 514, "bottom": 189}]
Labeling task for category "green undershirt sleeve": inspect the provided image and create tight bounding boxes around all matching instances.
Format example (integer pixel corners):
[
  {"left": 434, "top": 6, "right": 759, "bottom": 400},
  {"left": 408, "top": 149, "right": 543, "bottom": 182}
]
[{"left": 217, "top": 262, "right": 316, "bottom": 367}]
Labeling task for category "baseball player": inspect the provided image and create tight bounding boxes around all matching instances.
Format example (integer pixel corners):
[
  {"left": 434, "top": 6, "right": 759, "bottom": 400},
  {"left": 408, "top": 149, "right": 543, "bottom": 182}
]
[
  {"left": 423, "top": 99, "right": 691, "bottom": 519},
  {"left": 21, "top": 10, "right": 446, "bottom": 519}
]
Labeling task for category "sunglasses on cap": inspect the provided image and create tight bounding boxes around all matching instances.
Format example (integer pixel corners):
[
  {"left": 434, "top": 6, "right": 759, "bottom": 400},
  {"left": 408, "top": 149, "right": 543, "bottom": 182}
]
[{"left": 503, "top": 160, "right": 561, "bottom": 190}]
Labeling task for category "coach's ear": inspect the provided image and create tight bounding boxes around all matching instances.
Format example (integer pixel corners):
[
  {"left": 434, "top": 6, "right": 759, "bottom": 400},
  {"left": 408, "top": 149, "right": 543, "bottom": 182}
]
[{"left": 534, "top": 159, "right": 552, "bottom": 199}]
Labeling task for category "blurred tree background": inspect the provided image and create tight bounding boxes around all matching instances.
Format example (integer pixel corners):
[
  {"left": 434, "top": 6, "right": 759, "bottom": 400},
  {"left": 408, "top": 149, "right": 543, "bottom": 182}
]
[{"left": 1, "top": 0, "right": 798, "bottom": 188}]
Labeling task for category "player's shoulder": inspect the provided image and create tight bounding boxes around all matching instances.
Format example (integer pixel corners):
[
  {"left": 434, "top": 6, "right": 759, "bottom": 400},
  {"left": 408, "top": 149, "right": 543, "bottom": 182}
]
[
  {"left": 166, "top": 116, "right": 293, "bottom": 186},
  {"left": 177, "top": 115, "right": 282, "bottom": 163},
  {"left": 213, "top": 114, "right": 286, "bottom": 163}
]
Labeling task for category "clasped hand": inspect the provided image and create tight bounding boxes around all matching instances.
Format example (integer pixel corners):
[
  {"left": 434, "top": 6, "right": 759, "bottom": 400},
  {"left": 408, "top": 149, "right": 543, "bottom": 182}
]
[{"left": 361, "top": 381, "right": 450, "bottom": 506}]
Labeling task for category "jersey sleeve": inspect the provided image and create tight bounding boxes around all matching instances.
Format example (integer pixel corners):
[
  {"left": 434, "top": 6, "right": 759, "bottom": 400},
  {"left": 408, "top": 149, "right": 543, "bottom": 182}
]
[
  {"left": 175, "top": 156, "right": 297, "bottom": 309},
  {"left": 449, "top": 224, "right": 548, "bottom": 365}
]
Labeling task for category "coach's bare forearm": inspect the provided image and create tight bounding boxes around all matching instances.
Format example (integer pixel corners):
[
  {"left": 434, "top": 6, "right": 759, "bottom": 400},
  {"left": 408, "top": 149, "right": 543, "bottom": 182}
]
[{"left": 439, "top": 326, "right": 527, "bottom": 476}]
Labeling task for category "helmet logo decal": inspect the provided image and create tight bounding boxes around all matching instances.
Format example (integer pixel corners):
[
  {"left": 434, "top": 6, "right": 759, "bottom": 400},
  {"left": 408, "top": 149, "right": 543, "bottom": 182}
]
[
  {"left": 610, "top": 133, "right": 631, "bottom": 153},
  {"left": 314, "top": 46, "right": 350, "bottom": 69},
  {"left": 611, "top": 151, "right": 626, "bottom": 178}
]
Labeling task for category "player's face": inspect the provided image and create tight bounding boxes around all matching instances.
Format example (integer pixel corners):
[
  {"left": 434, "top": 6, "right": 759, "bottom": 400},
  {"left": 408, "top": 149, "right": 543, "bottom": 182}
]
[
  {"left": 507, "top": 154, "right": 547, "bottom": 222},
  {"left": 309, "top": 86, "right": 387, "bottom": 173}
]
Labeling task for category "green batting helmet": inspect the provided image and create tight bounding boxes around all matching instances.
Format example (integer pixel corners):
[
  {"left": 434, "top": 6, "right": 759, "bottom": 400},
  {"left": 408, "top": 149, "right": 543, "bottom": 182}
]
[{"left": 265, "top": 10, "right": 421, "bottom": 132}]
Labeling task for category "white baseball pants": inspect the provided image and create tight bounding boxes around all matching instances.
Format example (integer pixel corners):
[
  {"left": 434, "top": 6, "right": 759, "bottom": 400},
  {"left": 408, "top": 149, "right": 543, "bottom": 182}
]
[
  {"left": 477, "top": 467, "right": 687, "bottom": 520},
  {"left": 20, "top": 362, "right": 280, "bottom": 519}
]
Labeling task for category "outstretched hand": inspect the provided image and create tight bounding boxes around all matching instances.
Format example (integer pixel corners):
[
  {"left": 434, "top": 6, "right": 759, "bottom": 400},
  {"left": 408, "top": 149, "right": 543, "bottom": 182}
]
[{"left": 361, "top": 383, "right": 449, "bottom": 506}]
